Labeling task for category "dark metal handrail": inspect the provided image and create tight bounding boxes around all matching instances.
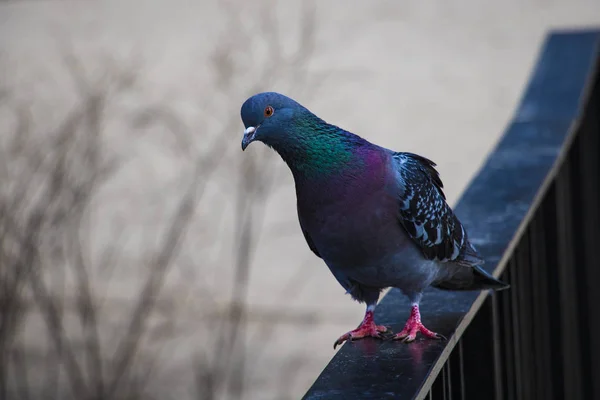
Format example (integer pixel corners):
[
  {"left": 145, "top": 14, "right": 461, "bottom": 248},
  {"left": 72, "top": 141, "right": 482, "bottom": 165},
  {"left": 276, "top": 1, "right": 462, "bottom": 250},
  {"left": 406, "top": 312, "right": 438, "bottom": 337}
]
[{"left": 302, "top": 29, "right": 600, "bottom": 400}]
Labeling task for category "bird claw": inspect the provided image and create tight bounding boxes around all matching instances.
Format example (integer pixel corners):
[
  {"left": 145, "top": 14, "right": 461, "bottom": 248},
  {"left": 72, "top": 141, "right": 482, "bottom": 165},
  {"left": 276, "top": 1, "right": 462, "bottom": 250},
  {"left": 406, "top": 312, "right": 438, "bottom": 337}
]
[
  {"left": 333, "top": 324, "right": 390, "bottom": 349},
  {"left": 391, "top": 304, "right": 445, "bottom": 343},
  {"left": 393, "top": 322, "right": 445, "bottom": 343},
  {"left": 395, "top": 331, "right": 446, "bottom": 343}
]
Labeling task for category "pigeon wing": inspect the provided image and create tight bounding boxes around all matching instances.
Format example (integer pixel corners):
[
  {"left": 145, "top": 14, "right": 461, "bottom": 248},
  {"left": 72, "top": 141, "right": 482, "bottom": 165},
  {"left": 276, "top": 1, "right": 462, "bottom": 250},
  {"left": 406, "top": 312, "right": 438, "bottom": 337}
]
[{"left": 392, "top": 152, "right": 482, "bottom": 265}]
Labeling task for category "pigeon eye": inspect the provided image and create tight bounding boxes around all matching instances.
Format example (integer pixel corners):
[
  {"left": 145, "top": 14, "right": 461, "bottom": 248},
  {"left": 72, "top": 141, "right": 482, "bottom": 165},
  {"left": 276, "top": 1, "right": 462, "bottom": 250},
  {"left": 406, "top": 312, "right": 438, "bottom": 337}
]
[{"left": 264, "top": 105, "right": 274, "bottom": 117}]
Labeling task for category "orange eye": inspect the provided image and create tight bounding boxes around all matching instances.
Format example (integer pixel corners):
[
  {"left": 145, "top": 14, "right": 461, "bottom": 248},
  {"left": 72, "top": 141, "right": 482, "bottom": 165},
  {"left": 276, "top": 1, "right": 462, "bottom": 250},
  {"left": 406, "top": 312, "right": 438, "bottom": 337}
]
[{"left": 264, "top": 105, "right": 274, "bottom": 117}]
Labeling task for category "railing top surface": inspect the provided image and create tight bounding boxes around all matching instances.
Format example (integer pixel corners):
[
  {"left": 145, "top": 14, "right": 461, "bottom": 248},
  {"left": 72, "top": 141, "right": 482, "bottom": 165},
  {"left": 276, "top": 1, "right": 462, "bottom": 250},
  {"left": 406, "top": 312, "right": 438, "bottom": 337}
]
[{"left": 302, "top": 29, "right": 600, "bottom": 400}]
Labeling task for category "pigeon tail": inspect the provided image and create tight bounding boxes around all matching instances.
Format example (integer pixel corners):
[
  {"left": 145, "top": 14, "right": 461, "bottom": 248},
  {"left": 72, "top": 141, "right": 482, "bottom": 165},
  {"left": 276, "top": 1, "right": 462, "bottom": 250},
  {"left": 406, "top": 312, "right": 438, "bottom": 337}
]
[
  {"left": 433, "top": 264, "right": 509, "bottom": 291},
  {"left": 456, "top": 240, "right": 485, "bottom": 266}
]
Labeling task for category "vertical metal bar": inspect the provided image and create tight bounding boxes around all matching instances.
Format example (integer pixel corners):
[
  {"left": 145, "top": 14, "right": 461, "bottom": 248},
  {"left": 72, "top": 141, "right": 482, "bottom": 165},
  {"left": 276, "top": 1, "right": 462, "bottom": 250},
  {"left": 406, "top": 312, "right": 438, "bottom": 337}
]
[
  {"left": 449, "top": 341, "right": 462, "bottom": 400},
  {"left": 491, "top": 292, "right": 504, "bottom": 400},
  {"left": 529, "top": 213, "right": 552, "bottom": 400},
  {"left": 541, "top": 185, "right": 565, "bottom": 399},
  {"left": 461, "top": 297, "right": 495, "bottom": 399},
  {"left": 460, "top": 340, "right": 466, "bottom": 400},
  {"left": 555, "top": 154, "right": 584, "bottom": 400},
  {"left": 442, "top": 364, "right": 448, "bottom": 400},
  {"left": 446, "top": 357, "right": 452, "bottom": 400},
  {"left": 577, "top": 72, "right": 600, "bottom": 400},
  {"left": 569, "top": 131, "right": 594, "bottom": 398},
  {"left": 515, "top": 233, "right": 534, "bottom": 399},
  {"left": 502, "top": 266, "right": 516, "bottom": 400},
  {"left": 509, "top": 259, "right": 523, "bottom": 399}
]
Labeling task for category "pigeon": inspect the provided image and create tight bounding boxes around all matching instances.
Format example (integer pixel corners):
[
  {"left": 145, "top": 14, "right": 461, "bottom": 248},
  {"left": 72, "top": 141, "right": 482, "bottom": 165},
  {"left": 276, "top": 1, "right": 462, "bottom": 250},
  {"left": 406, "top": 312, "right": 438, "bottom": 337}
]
[{"left": 240, "top": 92, "right": 509, "bottom": 349}]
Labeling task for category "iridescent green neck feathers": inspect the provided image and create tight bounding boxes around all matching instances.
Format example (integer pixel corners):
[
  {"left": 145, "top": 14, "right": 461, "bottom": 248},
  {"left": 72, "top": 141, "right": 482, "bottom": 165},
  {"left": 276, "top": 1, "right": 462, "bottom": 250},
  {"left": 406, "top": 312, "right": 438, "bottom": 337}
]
[{"left": 272, "top": 118, "right": 366, "bottom": 179}]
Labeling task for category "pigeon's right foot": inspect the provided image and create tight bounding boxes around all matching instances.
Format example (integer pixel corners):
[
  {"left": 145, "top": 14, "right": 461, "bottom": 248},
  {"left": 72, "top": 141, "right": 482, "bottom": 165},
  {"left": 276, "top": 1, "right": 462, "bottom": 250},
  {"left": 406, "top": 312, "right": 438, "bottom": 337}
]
[{"left": 333, "top": 310, "right": 388, "bottom": 349}]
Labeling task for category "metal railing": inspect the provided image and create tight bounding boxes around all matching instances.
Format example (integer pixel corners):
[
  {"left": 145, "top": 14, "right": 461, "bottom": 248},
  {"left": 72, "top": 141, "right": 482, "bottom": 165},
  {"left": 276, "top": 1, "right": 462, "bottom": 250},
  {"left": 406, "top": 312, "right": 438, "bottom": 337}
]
[{"left": 302, "top": 30, "right": 600, "bottom": 400}]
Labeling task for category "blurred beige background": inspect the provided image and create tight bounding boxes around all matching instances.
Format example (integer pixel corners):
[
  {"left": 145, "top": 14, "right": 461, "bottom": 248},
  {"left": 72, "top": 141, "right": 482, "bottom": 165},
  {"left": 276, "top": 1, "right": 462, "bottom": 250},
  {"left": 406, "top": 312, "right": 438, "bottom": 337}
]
[{"left": 1, "top": 1, "right": 599, "bottom": 399}]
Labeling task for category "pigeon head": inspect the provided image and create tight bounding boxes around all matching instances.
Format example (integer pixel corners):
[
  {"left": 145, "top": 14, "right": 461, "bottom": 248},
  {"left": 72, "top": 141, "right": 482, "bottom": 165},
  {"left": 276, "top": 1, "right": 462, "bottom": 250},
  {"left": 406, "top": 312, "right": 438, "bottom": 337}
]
[
  {"left": 240, "top": 92, "right": 311, "bottom": 151},
  {"left": 240, "top": 92, "right": 367, "bottom": 179}
]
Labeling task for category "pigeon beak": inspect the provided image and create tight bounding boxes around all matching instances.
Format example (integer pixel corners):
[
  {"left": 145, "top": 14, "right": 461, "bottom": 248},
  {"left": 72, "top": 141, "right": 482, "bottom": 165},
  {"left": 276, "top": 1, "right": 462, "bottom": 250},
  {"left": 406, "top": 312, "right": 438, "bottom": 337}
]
[{"left": 241, "top": 126, "right": 257, "bottom": 151}]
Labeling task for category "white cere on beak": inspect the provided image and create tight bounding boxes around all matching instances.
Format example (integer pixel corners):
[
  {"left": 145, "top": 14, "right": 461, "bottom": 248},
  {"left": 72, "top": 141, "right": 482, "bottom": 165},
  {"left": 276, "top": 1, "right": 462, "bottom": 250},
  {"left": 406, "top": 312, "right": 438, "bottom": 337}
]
[{"left": 244, "top": 126, "right": 256, "bottom": 135}]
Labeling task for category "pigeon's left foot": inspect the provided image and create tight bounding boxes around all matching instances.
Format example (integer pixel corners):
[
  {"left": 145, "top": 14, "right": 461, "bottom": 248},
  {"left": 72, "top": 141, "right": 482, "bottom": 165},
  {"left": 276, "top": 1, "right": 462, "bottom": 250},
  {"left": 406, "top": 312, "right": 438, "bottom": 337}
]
[
  {"left": 394, "top": 304, "right": 445, "bottom": 343},
  {"left": 333, "top": 309, "right": 388, "bottom": 349}
]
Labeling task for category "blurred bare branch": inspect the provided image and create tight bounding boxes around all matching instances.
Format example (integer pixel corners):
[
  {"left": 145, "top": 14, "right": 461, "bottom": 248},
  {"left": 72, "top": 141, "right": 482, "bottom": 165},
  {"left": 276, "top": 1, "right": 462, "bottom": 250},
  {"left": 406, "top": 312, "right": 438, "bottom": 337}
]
[{"left": 0, "top": 1, "right": 335, "bottom": 400}]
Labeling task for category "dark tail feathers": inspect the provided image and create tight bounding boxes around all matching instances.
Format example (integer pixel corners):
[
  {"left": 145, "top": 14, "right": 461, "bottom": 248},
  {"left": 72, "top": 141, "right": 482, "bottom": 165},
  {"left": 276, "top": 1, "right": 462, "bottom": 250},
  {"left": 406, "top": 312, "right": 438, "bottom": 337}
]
[{"left": 433, "top": 264, "right": 510, "bottom": 291}]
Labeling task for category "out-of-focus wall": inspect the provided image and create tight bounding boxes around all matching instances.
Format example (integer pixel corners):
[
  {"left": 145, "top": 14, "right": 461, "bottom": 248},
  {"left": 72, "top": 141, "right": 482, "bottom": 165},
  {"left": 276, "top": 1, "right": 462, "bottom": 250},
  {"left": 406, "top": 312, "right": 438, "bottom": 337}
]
[{"left": 1, "top": 1, "right": 599, "bottom": 399}]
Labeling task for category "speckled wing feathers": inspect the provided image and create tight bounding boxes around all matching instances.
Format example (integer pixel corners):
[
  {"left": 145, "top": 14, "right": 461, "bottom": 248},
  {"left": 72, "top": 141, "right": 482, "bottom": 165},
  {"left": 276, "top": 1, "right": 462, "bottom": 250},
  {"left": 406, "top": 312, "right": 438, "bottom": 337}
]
[{"left": 393, "top": 152, "right": 482, "bottom": 265}]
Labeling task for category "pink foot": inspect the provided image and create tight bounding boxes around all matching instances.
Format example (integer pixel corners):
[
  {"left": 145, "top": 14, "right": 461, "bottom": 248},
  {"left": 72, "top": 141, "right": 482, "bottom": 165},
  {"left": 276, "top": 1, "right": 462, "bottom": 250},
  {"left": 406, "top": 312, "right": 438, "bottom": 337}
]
[
  {"left": 394, "top": 304, "right": 445, "bottom": 343},
  {"left": 333, "top": 310, "right": 388, "bottom": 349}
]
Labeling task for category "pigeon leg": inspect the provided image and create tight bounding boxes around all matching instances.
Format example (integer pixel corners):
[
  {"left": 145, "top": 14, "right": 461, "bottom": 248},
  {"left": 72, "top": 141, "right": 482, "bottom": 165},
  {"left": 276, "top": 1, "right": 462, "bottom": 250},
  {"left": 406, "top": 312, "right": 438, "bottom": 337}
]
[
  {"left": 394, "top": 304, "right": 445, "bottom": 343},
  {"left": 333, "top": 304, "right": 388, "bottom": 349}
]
